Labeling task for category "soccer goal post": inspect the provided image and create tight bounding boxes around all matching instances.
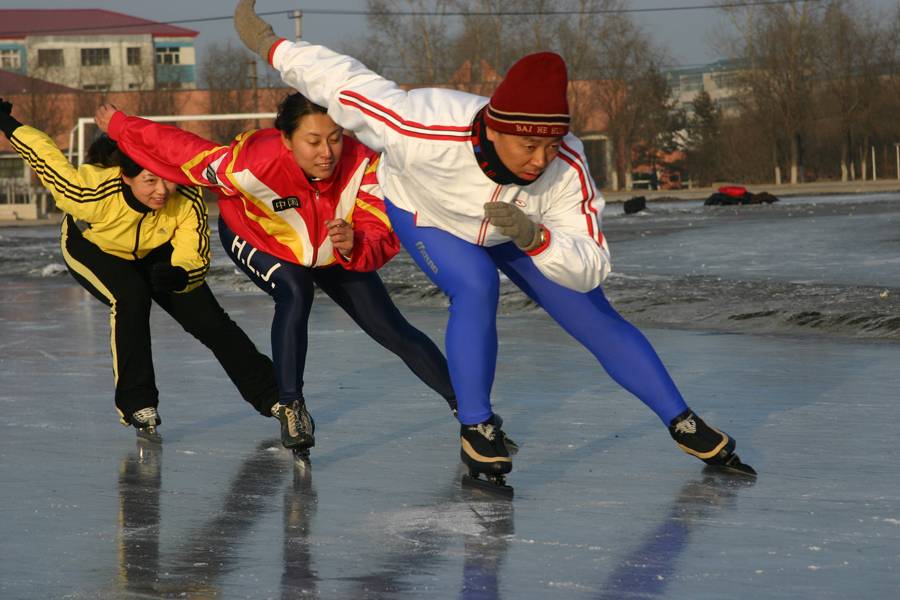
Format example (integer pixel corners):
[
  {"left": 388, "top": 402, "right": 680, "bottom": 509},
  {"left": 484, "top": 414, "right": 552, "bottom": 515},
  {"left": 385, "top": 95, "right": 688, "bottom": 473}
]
[{"left": 68, "top": 112, "right": 277, "bottom": 166}]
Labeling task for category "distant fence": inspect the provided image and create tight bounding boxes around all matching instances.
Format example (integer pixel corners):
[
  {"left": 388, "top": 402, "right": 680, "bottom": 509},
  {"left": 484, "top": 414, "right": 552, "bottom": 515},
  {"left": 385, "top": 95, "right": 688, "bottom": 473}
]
[{"left": 0, "top": 180, "right": 56, "bottom": 220}]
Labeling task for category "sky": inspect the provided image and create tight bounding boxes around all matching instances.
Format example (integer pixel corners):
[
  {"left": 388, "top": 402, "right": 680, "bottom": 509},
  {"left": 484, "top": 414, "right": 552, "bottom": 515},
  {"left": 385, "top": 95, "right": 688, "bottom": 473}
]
[{"left": 7, "top": 0, "right": 900, "bottom": 70}]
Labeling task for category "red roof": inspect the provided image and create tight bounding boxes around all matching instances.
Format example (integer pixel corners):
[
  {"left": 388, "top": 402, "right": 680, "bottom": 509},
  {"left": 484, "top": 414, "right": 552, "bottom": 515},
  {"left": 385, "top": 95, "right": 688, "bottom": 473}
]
[
  {"left": 0, "top": 69, "right": 79, "bottom": 94},
  {"left": 0, "top": 9, "right": 198, "bottom": 39}
]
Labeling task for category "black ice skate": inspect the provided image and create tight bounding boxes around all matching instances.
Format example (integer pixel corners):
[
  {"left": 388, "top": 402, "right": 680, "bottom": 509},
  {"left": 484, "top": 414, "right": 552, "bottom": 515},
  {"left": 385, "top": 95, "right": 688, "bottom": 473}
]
[
  {"left": 669, "top": 410, "right": 757, "bottom": 477},
  {"left": 460, "top": 415, "right": 514, "bottom": 497},
  {"left": 131, "top": 407, "right": 162, "bottom": 444},
  {"left": 272, "top": 399, "right": 315, "bottom": 451},
  {"left": 453, "top": 409, "right": 520, "bottom": 455}
]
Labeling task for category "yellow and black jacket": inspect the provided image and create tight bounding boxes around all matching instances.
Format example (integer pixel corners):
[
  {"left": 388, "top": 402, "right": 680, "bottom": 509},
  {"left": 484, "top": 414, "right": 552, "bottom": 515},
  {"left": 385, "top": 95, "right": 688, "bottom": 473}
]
[{"left": 8, "top": 125, "right": 209, "bottom": 291}]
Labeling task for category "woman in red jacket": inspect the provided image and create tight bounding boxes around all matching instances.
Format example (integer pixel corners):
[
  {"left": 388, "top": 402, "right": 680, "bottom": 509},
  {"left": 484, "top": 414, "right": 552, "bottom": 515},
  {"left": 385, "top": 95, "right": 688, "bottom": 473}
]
[{"left": 95, "top": 94, "right": 457, "bottom": 455}]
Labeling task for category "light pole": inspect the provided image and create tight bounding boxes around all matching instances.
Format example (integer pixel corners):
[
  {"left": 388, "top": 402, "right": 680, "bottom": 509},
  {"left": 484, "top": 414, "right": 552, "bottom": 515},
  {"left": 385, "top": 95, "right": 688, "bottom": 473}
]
[{"left": 291, "top": 10, "right": 303, "bottom": 41}]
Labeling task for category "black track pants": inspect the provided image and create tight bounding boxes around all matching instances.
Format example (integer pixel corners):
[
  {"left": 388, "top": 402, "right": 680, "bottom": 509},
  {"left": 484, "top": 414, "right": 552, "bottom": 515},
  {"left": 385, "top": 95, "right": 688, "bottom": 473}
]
[{"left": 61, "top": 216, "right": 278, "bottom": 422}]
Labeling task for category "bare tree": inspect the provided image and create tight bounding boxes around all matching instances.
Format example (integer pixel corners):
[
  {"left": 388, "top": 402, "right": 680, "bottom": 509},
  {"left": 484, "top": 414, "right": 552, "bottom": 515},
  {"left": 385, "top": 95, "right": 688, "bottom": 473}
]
[
  {"left": 347, "top": 0, "right": 456, "bottom": 84},
  {"left": 718, "top": 1, "right": 823, "bottom": 184},
  {"left": 813, "top": 1, "right": 888, "bottom": 182},
  {"left": 582, "top": 11, "right": 673, "bottom": 190},
  {"left": 199, "top": 41, "right": 258, "bottom": 143}
]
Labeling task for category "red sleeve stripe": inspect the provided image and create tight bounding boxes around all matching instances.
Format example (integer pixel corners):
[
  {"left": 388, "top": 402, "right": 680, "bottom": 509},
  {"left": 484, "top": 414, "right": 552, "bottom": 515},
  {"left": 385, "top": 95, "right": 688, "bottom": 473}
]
[
  {"left": 268, "top": 39, "right": 289, "bottom": 66},
  {"left": 477, "top": 184, "right": 503, "bottom": 245},
  {"left": 558, "top": 144, "right": 604, "bottom": 246},
  {"left": 338, "top": 91, "right": 474, "bottom": 141}
]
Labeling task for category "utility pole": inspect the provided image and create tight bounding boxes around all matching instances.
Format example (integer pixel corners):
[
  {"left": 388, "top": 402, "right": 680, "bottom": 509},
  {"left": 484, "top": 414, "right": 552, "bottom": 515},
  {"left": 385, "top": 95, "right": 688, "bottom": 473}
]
[
  {"left": 248, "top": 59, "right": 259, "bottom": 129},
  {"left": 291, "top": 10, "right": 303, "bottom": 41},
  {"left": 895, "top": 143, "right": 899, "bottom": 181}
]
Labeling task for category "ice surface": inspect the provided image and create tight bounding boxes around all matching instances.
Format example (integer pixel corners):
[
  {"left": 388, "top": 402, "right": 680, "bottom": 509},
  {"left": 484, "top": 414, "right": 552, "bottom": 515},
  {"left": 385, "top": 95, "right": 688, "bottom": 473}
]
[{"left": 1, "top": 280, "right": 899, "bottom": 598}]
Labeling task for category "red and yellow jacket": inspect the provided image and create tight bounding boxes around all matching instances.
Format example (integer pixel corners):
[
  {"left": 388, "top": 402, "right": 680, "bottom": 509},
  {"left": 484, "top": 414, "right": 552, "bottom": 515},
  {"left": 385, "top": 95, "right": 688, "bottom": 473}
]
[{"left": 107, "top": 111, "right": 398, "bottom": 272}]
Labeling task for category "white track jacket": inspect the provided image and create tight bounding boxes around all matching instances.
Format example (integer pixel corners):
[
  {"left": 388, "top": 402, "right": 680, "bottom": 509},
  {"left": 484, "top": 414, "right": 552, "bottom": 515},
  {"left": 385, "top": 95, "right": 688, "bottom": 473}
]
[{"left": 270, "top": 40, "right": 611, "bottom": 292}]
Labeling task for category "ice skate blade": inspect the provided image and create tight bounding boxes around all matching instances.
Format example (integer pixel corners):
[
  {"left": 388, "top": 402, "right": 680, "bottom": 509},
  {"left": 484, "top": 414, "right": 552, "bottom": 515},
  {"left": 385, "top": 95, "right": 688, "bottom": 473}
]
[
  {"left": 136, "top": 428, "right": 162, "bottom": 444},
  {"left": 704, "top": 455, "right": 757, "bottom": 479},
  {"left": 503, "top": 435, "right": 520, "bottom": 456},
  {"left": 461, "top": 473, "right": 514, "bottom": 498},
  {"left": 292, "top": 447, "right": 312, "bottom": 464}
]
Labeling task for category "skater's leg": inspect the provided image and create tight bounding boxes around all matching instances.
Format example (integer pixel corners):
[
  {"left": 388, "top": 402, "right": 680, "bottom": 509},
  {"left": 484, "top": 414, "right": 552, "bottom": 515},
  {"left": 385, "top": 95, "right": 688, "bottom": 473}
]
[
  {"left": 487, "top": 242, "right": 687, "bottom": 424},
  {"left": 385, "top": 200, "right": 499, "bottom": 425},
  {"left": 386, "top": 201, "right": 512, "bottom": 484},
  {"left": 150, "top": 234, "right": 277, "bottom": 416},
  {"left": 313, "top": 267, "right": 457, "bottom": 411},
  {"left": 60, "top": 216, "right": 159, "bottom": 424},
  {"left": 217, "top": 218, "right": 315, "bottom": 448},
  {"left": 219, "top": 217, "right": 313, "bottom": 408},
  {"left": 489, "top": 244, "right": 754, "bottom": 473}
]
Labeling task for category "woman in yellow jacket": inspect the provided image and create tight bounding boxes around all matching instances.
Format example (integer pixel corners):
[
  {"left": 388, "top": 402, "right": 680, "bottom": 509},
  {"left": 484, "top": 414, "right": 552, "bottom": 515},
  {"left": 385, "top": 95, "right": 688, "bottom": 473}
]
[{"left": 0, "top": 98, "right": 296, "bottom": 444}]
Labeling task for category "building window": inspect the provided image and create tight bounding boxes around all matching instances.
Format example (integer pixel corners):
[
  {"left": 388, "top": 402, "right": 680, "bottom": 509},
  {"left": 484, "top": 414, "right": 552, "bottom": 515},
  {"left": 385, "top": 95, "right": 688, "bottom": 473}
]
[
  {"left": 0, "top": 49, "right": 21, "bottom": 69},
  {"left": 82, "top": 83, "right": 111, "bottom": 92},
  {"left": 0, "top": 156, "right": 26, "bottom": 180},
  {"left": 156, "top": 47, "right": 180, "bottom": 65},
  {"left": 127, "top": 47, "right": 141, "bottom": 66},
  {"left": 81, "top": 48, "right": 110, "bottom": 67},
  {"left": 37, "top": 49, "right": 64, "bottom": 68},
  {"left": 157, "top": 81, "right": 182, "bottom": 90}
]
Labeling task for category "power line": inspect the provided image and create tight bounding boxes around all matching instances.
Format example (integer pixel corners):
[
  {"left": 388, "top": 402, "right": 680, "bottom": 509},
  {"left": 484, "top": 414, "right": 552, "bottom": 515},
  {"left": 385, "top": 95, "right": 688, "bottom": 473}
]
[{"left": 0, "top": 0, "right": 824, "bottom": 37}]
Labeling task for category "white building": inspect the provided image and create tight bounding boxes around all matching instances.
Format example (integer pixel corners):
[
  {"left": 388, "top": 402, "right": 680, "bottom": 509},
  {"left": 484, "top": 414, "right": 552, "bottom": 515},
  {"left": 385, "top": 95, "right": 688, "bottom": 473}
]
[{"left": 0, "top": 9, "right": 198, "bottom": 92}]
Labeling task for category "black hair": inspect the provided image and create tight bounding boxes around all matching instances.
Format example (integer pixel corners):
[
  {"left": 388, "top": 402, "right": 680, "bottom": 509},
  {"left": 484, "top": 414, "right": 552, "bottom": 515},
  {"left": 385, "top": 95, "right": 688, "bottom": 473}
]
[
  {"left": 274, "top": 92, "right": 328, "bottom": 137},
  {"left": 86, "top": 135, "right": 144, "bottom": 178}
]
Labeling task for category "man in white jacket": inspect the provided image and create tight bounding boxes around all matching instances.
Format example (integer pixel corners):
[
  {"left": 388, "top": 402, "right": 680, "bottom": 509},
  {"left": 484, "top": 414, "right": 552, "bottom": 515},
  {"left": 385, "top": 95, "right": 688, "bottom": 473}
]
[{"left": 234, "top": 0, "right": 755, "bottom": 490}]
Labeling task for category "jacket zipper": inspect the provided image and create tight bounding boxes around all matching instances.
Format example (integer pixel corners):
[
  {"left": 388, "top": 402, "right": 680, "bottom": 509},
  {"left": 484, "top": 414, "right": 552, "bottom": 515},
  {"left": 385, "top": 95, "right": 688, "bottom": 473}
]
[
  {"left": 310, "top": 190, "right": 320, "bottom": 265},
  {"left": 132, "top": 213, "right": 148, "bottom": 259}
]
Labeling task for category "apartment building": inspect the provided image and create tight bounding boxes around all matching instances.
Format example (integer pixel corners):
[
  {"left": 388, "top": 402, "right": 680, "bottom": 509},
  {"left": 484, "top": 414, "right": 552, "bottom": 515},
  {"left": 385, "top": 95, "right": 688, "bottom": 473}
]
[
  {"left": 0, "top": 9, "right": 198, "bottom": 92},
  {"left": 667, "top": 59, "right": 744, "bottom": 117}
]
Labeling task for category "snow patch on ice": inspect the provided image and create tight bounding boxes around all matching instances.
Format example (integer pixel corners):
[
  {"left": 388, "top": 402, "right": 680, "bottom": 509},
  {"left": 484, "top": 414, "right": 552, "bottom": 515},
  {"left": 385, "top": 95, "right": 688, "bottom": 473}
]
[
  {"left": 547, "top": 581, "right": 592, "bottom": 590},
  {"left": 39, "top": 263, "right": 67, "bottom": 277}
]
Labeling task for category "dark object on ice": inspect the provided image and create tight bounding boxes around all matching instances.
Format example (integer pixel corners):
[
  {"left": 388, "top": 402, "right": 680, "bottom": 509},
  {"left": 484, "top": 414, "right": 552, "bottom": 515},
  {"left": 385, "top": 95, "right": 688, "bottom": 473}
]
[
  {"left": 623, "top": 196, "right": 647, "bottom": 214},
  {"left": 752, "top": 191, "right": 779, "bottom": 204},
  {"left": 705, "top": 185, "right": 779, "bottom": 206}
]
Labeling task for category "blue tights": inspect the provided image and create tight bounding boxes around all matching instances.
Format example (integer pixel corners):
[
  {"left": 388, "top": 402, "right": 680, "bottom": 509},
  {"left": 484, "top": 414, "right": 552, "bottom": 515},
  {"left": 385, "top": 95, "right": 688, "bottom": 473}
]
[{"left": 385, "top": 201, "right": 688, "bottom": 425}]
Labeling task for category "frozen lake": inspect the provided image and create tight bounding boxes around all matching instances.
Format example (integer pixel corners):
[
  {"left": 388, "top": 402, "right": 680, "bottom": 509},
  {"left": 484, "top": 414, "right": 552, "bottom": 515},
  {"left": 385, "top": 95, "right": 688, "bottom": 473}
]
[{"left": 1, "top": 193, "right": 899, "bottom": 598}]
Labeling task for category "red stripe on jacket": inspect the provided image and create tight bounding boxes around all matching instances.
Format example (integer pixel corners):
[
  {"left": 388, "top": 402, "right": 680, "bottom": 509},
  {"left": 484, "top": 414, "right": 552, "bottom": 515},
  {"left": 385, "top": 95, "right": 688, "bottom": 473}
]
[
  {"left": 558, "top": 145, "right": 604, "bottom": 246},
  {"left": 338, "top": 96, "right": 475, "bottom": 142}
]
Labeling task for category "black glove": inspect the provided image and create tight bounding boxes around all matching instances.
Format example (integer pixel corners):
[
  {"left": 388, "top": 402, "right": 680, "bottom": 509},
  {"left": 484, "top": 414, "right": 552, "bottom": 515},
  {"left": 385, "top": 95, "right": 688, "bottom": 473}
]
[
  {"left": 0, "top": 97, "right": 22, "bottom": 138},
  {"left": 150, "top": 263, "right": 189, "bottom": 293}
]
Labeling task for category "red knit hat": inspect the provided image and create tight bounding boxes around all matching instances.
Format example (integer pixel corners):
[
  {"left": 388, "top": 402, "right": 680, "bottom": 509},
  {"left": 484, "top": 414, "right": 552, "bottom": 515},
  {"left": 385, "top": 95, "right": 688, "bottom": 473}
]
[{"left": 484, "top": 52, "right": 570, "bottom": 137}]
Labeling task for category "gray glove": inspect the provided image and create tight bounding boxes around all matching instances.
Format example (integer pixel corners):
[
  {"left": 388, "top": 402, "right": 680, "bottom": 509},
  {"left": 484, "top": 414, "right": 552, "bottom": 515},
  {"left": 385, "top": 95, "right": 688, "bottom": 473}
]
[
  {"left": 234, "top": 0, "right": 281, "bottom": 60},
  {"left": 483, "top": 202, "right": 542, "bottom": 251}
]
